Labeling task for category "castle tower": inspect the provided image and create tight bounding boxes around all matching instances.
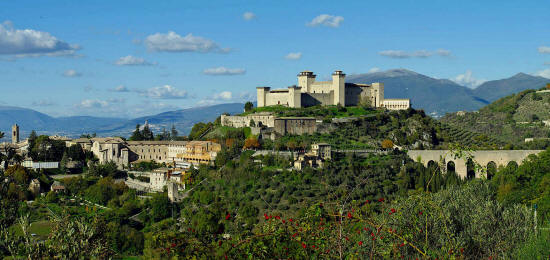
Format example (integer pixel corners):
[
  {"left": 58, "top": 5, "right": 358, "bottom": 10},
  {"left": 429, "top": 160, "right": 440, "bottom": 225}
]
[
  {"left": 297, "top": 71, "right": 316, "bottom": 93},
  {"left": 288, "top": 85, "right": 302, "bottom": 108},
  {"left": 12, "top": 124, "right": 19, "bottom": 144},
  {"left": 371, "top": 83, "right": 384, "bottom": 108},
  {"left": 332, "top": 70, "right": 346, "bottom": 106},
  {"left": 256, "top": 87, "right": 270, "bottom": 107}
]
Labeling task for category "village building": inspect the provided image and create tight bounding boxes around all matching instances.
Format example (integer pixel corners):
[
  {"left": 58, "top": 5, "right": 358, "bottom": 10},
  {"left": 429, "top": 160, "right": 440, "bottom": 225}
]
[{"left": 294, "top": 143, "right": 332, "bottom": 170}]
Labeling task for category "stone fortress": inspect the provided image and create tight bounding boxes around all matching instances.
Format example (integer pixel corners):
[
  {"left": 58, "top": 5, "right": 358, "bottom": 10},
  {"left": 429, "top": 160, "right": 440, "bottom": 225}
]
[
  {"left": 221, "top": 69, "right": 411, "bottom": 139},
  {"left": 257, "top": 70, "right": 410, "bottom": 110}
]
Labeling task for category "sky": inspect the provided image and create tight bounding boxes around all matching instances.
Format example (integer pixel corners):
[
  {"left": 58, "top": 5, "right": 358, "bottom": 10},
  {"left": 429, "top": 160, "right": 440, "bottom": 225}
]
[{"left": 0, "top": 0, "right": 549, "bottom": 118}]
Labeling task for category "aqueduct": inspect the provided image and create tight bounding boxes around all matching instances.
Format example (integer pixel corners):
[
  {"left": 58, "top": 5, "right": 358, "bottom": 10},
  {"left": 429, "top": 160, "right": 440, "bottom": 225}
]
[{"left": 407, "top": 150, "right": 544, "bottom": 179}]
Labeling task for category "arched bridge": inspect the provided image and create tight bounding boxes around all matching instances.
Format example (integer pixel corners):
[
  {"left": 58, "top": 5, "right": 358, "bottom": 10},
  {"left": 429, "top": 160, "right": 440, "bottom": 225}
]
[{"left": 407, "top": 150, "right": 544, "bottom": 179}]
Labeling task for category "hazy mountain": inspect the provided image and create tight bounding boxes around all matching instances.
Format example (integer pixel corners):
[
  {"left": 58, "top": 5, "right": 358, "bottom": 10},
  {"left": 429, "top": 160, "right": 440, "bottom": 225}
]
[
  {"left": 104, "top": 103, "right": 245, "bottom": 137},
  {"left": 472, "top": 73, "right": 549, "bottom": 102},
  {"left": 347, "top": 69, "right": 549, "bottom": 116},
  {"left": 0, "top": 103, "right": 245, "bottom": 141},
  {"left": 347, "top": 69, "right": 488, "bottom": 116}
]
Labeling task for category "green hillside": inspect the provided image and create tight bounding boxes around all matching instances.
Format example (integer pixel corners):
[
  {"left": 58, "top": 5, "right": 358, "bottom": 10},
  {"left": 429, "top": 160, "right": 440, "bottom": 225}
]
[{"left": 441, "top": 89, "right": 550, "bottom": 147}]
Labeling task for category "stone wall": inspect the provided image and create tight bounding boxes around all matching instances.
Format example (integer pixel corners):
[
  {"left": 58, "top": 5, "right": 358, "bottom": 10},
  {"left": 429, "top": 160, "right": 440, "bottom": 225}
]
[
  {"left": 301, "top": 92, "right": 333, "bottom": 107},
  {"left": 274, "top": 117, "right": 317, "bottom": 136},
  {"left": 221, "top": 114, "right": 275, "bottom": 128},
  {"left": 265, "top": 91, "right": 290, "bottom": 106}
]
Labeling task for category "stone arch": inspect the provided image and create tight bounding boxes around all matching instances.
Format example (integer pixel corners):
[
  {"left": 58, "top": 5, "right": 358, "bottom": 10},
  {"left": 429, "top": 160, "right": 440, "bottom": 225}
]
[
  {"left": 486, "top": 161, "right": 497, "bottom": 180},
  {"left": 427, "top": 160, "right": 438, "bottom": 169},
  {"left": 506, "top": 161, "right": 518, "bottom": 171},
  {"left": 466, "top": 158, "right": 476, "bottom": 179},
  {"left": 446, "top": 161, "right": 456, "bottom": 174}
]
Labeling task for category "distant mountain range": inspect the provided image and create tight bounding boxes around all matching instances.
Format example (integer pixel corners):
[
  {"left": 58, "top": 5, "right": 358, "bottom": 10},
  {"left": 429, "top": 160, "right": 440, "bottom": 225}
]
[
  {"left": 0, "top": 69, "right": 548, "bottom": 141},
  {"left": 347, "top": 69, "right": 549, "bottom": 117},
  {"left": 0, "top": 103, "right": 244, "bottom": 141}
]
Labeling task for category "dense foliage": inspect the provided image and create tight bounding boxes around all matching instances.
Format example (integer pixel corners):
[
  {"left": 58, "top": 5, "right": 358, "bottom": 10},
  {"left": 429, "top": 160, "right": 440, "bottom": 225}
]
[{"left": 442, "top": 89, "right": 550, "bottom": 148}]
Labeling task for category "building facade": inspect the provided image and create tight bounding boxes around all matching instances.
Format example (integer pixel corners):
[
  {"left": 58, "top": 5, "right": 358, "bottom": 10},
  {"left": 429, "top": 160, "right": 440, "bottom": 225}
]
[{"left": 257, "top": 70, "right": 410, "bottom": 109}]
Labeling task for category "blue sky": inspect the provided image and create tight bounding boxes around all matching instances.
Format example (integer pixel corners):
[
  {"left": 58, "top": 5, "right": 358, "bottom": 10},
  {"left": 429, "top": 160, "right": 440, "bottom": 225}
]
[{"left": 0, "top": 0, "right": 549, "bottom": 118}]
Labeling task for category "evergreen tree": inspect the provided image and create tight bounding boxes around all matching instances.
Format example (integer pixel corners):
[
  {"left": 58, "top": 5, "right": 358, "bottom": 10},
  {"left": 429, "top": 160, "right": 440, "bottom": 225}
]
[
  {"left": 141, "top": 124, "right": 154, "bottom": 141},
  {"left": 244, "top": 101, "right": 254, "bottom": 112},
  {"left": 170, "top": 125, "right": 178, "bottom": 140},
  {"left": 129, "top": 124, "right": 143, "bottom": 141},
  {"left": 27, "top": 130, "right": 38, "bottom": 160}
]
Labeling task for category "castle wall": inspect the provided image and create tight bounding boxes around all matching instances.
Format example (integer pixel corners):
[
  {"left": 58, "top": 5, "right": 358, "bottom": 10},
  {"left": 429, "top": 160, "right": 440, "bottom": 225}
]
[
  {"left": 301, "top": 92, "right": 334, "bottom": 107},
  {"left": 265, "top": 91, "right": 290, "bottom": 106},
  {"left": 345, "top": 85, "right": 371, "bottom": 106},
  {"left": 274, "top": 118, "right": 317, "bottom": 136},
  {"left": 309, "top": 82, "right": 333, "bottom": 94},
  {"left": 221, "top": 114, "right": 275, "bottom": 128}
]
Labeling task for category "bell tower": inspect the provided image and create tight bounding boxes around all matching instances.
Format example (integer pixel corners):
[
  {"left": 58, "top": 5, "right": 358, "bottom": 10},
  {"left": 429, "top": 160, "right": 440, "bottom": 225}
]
[{"left": 12, "top": 124, "right": 19, "bottom": 144}]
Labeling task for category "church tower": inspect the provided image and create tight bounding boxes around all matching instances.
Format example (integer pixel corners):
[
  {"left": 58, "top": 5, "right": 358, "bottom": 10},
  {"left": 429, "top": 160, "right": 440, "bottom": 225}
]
[{"left": 12, "top": 124, "right": 19, "bottom": 144}]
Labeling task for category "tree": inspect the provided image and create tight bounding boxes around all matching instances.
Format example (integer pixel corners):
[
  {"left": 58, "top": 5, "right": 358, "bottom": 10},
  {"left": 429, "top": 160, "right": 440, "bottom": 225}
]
[
  {"left": 129, "top": 124, "right": 143, "bottom": 141},
  {"left": 381, "top": 139, "right": 394, "bottom": 149},
  {"left": 244, "top": 101, "right": 254, "bottom": 112},
  {"left": 170, "top": 125, "right": 178, "bottom": 140},
  {"left": 243, "top": 137, "right": 260, "bottom": 150},
  {"left": 150, "top": 193, "right": 172, "bottom": 221},
  {"left": 67, "top": 144, "right": 85, "bottom": 161},
  {"left": 142, "top": 124, "right": 154, "bottom": 141}
]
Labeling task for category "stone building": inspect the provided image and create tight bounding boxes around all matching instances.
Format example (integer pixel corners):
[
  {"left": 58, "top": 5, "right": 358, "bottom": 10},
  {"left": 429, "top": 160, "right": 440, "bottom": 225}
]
[
  {"left": 174, "top": 141, "right": 221, "bottom": 165},
  {"left": 257, "top": 70, "right": 410, "bottom": 109},
  {"left": 65, "top": 137, "right": 220, "bottom": 168},
  {"left": 12, "top": 124, "right": 19, "bottom": 144},
  {"left": 91, "top": 137, "right": 129, "bottom": 166},
  {"left": 294, "top": 143, "right": 332, "bottom": 170}
]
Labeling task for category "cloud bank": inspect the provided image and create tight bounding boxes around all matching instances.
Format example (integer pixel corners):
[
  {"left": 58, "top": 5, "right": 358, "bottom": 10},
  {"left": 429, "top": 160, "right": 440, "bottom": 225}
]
[
  {"left": 307, "top": 14, "right": 344, "bottom": 28},
  {"left": 202, "top": 67, "right": 246, "bottom": 75},
  {"left": 0, "top": 20, "right": 80, "bottom": 57},
  {"left": 379, "top": 49, "right": 452, "bottom": 59},
  {"left": 144, "top": 32, "right": 229, "bottom": 53}
]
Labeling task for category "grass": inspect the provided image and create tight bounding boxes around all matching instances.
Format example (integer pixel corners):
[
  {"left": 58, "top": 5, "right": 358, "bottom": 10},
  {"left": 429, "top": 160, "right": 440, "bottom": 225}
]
[
  {"left": 242, "top": 105, "right": 381, "bottom": 118},
  {"left": 9, "top": 220, "right": 54, "bottom": 240}
]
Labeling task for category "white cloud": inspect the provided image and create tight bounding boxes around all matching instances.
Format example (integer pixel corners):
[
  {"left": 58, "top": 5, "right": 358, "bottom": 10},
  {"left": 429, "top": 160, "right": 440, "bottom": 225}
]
[
  {"left": 202, "top": 67, "right": 246, "bottom": 75},
  {"left": 198, "top": 91, "right": 255, "bottom": 106},
  {"left": 451, "top": 70, "right": 486, "bottom": 88},
  {"left": 144, "top": 31, "right": 229, "bottom": 53},
  {"left": 0, "top": 20, "right": 80, "bottom": 57},
  {"left": 213, "top": 91, "right": 233, "bottom": 100},
  {"left": 285, "top": 52, "right": 302, "bottom": 60},
  {"left": 307, "top": 14, "right": 344, "bottom": 28},
  {"left": 379, "top": 49, "right": 452, "bottom": 59},
  {"left": 140, "top": 85, "right": 189, "bottom": 99},
  {"left": 115, "top": 55, "right": 154, "bottom": 66},
  {"left": 112, "top": 85, "right": 129, "bottom": 92},
  {"left": 243, "top": 12, "right": 256, "bottom": 21},
  {"left": 368, "top": 67, "right": 381, "bottom": 73},
  {"left": 538, "top": 46, "right": 550, "bottom": 54},
  {"left": 63, "top": 69, "right": 82, "bottom": 77},
  {"left": 77, "top": 99, "right": 109, "bottom": 108},
  {"left": 32, "top": 99, "right": 56, "bottom": 106},
  {"left": 534, "top": 68, "right": 550, "bottom": 79},
  {"left": 436, "top": 49, "right": 451, "bottom": 57}
]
